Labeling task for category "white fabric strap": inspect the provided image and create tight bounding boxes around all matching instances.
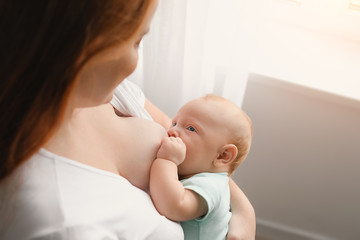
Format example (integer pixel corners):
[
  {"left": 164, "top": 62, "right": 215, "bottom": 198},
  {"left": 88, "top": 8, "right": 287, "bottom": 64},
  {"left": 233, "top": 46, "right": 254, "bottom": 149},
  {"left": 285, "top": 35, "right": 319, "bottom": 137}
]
[{"left": 110, "top": 79, "right": 152, "bottom": 120}]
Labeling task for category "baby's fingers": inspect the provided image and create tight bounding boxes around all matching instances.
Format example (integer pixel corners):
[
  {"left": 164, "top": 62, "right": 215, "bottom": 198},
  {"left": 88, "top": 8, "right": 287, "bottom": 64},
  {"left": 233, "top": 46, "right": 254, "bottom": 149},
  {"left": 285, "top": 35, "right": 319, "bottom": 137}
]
[
  {"left": 168, "top": 136, "right": 184, "bottom": 144},
  {"left": 157, "top": 137, "right": 186, "bottom": 165}
]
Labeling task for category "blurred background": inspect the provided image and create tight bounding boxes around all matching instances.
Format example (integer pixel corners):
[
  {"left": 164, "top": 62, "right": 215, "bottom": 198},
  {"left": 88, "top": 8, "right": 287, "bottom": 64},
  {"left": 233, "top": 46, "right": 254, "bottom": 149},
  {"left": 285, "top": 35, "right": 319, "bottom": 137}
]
[{"left": 130, "top": 0, "right": 360, "bottom": 239}]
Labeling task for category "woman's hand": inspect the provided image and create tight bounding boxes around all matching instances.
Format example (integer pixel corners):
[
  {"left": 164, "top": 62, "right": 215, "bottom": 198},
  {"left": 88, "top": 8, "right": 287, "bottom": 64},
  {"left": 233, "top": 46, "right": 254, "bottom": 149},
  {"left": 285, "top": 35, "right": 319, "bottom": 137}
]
[
  {"left": 227, "top": 178, "right": 256, "bottom": 240},
  {"left": 226, "top": 213, "right": 256, "bottom": 240}
]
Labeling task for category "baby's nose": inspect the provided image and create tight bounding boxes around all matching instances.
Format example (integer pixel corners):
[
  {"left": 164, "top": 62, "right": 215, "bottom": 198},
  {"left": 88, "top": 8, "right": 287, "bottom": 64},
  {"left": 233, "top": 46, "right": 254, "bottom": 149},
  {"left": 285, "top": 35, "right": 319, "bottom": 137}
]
[{"left": 167, "top": 127, "right": 179, "bottom": 137}]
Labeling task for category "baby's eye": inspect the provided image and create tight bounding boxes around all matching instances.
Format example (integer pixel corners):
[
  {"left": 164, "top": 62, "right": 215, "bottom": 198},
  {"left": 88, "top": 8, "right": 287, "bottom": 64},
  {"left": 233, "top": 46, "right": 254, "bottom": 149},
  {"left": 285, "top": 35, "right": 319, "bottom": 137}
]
[
  {"left": 186, "top": 126, "right": 196, "bottom": 132},
  {"left": 172, "top": 122, "right": 177, "bottom": 127}
]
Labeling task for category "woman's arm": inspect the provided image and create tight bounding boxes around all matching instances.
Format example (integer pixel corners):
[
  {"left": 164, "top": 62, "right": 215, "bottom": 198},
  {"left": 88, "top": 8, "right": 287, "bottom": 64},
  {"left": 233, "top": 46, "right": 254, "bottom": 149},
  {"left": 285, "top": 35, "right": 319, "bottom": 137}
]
[
  {"left": 227, "top": 178, "right": 256, "bottom": 240},
  {"left": 149, "top": 137, "right": 207, "bottom": 222},
  {"left": 145, "top": 98, "right": 172, "bottom": 129}
]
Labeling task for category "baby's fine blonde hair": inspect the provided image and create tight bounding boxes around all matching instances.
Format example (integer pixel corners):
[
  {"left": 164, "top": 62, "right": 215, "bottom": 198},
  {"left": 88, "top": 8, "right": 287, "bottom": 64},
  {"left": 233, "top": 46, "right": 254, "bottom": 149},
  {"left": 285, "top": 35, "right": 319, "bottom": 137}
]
[{"left": 203, "top": 94, "right": 253, "bottom": 174}]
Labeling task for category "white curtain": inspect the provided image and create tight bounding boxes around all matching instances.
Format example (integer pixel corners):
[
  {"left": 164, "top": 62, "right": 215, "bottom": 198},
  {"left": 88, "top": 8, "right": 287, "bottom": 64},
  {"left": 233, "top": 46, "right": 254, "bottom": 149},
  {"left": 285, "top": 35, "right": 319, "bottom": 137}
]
[{"left": 130, "top": 0, "right": 250, "bottom": 117}]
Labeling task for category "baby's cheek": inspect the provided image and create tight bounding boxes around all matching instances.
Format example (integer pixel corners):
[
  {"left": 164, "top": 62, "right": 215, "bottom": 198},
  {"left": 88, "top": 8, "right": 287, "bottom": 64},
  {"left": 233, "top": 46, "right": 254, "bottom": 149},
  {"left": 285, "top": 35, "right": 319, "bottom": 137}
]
[
  {"left": 177, "top": 154, "right": 190, "bottom": 173},
  {"left": 183, "top": 142, "right": 194, "bottom": 161}
]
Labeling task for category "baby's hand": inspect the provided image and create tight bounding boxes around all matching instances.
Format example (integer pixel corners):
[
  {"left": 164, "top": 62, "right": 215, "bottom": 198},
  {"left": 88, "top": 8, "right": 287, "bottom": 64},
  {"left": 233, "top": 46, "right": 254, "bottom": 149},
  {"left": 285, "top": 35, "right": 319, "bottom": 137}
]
[{"left": 157, "top": 137, "right": 186, "bottom": 166}]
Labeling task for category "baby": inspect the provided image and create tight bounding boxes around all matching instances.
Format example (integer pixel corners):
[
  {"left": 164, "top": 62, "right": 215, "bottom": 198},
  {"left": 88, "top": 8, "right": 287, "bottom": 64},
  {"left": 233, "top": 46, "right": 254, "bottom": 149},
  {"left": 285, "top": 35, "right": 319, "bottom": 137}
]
[{"left": 149, "top": 94, "right": 253, "bottom": 240}]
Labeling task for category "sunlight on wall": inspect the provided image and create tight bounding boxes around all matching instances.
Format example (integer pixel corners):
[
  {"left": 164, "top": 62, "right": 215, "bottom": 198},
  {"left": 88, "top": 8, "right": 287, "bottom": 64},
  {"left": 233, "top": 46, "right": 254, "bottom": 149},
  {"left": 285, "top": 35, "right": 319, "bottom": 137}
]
[
  {"left": 178, "top": 0, "right": 360, "bottom": 103},
  {"left": 252, "top": 0, "right": 360, "bottom": 42},
  {"left": 349, "top": 0, "right": 360, "bottom": 11},
  {"left": 239, "top": 0, "right": 360, "bottom": 101}
]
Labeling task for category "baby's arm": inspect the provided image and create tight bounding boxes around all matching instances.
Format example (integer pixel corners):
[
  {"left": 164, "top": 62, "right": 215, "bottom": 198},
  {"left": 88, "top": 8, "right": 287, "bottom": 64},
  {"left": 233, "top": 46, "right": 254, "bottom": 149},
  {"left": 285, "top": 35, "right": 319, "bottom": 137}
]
[
  {"left": 145, "top": 98, "right": 255, "bottom": 238},
  {"left": 149, "top": 137, "right": 208, "bottom": 222}
]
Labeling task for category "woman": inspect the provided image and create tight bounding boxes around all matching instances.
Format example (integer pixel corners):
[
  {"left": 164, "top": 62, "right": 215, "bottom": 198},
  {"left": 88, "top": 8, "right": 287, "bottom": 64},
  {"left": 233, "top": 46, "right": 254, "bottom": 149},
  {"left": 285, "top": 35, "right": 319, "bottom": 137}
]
[{"left": 0, "top": 0, "right": 255, "bottom": 239}]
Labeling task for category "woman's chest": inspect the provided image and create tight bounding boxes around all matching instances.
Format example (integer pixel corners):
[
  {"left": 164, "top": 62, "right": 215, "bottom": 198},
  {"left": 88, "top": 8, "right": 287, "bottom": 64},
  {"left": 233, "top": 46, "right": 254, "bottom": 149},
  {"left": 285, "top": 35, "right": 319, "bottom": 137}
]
[{"left": 69, "top": 104, "right": 167, "bottom": 190}]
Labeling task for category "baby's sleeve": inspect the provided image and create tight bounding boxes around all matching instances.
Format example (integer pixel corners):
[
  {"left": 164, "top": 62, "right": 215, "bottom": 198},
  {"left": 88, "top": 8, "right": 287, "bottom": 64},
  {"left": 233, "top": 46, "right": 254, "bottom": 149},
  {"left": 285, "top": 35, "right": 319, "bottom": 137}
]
[
  {"left": 181, "top": 174, "right": 223, "bottom": 220},
  {"left": 111, "top": 79, "right": 153, "bottom": 120},
  {"left": 30, "top": 225, "right": 117, "bottom": 240}
]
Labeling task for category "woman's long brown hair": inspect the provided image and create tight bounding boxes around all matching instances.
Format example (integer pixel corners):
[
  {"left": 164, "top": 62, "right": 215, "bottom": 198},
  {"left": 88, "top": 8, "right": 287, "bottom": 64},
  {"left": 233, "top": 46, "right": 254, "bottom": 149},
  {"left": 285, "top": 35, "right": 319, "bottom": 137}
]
[{"left": 0, "top": 0, "right": 151, "bottom": 181}]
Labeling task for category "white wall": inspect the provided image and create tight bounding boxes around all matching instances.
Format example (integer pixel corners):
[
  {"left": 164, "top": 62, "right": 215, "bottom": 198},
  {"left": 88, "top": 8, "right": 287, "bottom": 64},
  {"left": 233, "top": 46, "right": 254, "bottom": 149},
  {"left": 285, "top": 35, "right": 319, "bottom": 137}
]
[
  {"left": 232, "top": 3, "right": 360, "bottom": 238},
  {"left": 234, "top": 74, "right": 360, "bottom": 240}
]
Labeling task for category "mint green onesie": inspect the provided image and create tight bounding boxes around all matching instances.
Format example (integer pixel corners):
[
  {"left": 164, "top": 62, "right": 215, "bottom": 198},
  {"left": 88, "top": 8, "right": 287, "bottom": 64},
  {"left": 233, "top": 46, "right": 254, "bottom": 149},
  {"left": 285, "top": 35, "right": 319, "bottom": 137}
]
[{"left": 180, "top": 172, "right": 232, "bottom": 240}]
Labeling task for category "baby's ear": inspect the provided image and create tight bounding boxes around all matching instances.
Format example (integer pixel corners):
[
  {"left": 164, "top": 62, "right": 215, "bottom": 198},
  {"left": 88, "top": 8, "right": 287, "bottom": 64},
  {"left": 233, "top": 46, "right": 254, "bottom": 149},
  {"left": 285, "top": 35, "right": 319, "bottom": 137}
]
[{"left": 213, "top": 144, "right": 238, "bottom": 168}]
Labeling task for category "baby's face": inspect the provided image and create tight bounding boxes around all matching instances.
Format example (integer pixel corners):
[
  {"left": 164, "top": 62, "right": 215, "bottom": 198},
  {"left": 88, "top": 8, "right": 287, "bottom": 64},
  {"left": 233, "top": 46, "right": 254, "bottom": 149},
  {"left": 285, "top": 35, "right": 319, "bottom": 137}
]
[{"left": 168, "top": 98, "right": 235, "bottom": 177}]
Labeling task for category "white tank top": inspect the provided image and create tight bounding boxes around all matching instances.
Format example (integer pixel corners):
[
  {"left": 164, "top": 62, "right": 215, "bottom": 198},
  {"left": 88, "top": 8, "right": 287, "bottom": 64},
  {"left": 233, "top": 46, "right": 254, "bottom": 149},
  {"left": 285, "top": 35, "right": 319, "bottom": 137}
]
[{"left": 0, "top": 80, "right": 183, "bottom": 240}]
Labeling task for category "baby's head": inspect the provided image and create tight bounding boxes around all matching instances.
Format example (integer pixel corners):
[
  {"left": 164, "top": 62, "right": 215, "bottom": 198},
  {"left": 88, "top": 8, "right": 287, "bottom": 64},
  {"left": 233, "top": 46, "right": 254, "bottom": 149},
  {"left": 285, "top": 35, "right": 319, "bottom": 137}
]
[{"left": 168, "top": 94, "right": 253, "bottom": 178}]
